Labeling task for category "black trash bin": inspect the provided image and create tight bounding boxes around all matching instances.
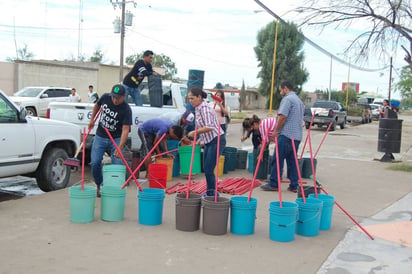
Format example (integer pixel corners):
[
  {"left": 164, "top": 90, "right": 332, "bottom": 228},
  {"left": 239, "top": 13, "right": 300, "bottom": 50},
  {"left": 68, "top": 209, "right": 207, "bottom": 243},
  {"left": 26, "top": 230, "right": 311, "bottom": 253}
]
[
  {"left": 148, "top": 75, "right": 163, "bottom": 107},
  {"left": 377, "top": 118, "right": 402, "bottom": 162}
]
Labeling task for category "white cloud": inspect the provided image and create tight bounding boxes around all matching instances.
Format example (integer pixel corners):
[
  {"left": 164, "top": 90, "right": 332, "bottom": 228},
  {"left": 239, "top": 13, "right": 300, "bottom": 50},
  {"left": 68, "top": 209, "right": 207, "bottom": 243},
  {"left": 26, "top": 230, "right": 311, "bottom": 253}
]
[{"left": 0, "top": 0, "right": 405, "bottom": 98}]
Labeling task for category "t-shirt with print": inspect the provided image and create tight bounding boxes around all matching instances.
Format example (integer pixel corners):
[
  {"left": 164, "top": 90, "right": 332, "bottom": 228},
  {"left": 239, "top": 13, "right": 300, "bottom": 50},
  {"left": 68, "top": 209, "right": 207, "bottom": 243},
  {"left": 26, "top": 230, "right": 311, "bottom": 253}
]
[
  {"left": 96, "top": 93, "right": 132, "bottom": 139},
  {"left": 140, "top": 118, "right": 172, "bottom": 137},
  {"left": 123, "top": 60, "right": 153, "bottom": 88}
]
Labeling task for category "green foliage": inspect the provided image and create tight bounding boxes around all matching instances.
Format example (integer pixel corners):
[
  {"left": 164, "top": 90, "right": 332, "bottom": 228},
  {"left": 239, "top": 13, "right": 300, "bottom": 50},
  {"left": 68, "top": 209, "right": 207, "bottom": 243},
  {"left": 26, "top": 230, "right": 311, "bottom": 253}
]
[
  {"left": 397, "top": 66, "right": 412, "bottom": 99},
  {"left": 126, "top": 52, "right": 177, "bottom": 80},
  {"left": 386, "top": 163, "right": 412, "bottom": 173},
  {"left": 239, "top": 80, "right": 246, "bottom": 112},
  {"left": 254, "top": 21, "right": 308, "bottom": 109},
  {"left": 7, "top": 44, "right": 34, "bottom": 61},
  {"left": 89, "top": 48, "right": 104, "bottom": 63},
  {"left": 329, "top": 89, "right": 357, "bottom": 106}
]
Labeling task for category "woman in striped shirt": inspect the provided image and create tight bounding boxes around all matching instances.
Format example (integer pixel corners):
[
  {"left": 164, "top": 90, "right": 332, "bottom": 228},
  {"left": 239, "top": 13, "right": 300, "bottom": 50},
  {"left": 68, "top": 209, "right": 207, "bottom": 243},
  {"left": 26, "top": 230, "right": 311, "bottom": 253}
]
[{"left": 187, "top": 87, "right": 226, "bottom": 197}]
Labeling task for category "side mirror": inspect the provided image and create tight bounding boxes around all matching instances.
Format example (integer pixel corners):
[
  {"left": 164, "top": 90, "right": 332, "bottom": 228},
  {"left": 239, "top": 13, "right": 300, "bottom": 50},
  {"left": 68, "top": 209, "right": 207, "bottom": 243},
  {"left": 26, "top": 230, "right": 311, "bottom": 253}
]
[
  {"left": 40, "top": 93, "right": 49, "bottom": 99},
  {"left": 19, "top": 107, "right": 27, "bottom": 121}
]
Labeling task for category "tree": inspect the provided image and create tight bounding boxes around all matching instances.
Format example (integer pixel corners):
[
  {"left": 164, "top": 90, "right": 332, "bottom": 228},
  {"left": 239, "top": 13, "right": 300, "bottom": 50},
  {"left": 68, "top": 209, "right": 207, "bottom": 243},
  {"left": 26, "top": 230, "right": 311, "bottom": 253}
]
[
  {"left": 125, "top": 52, "right": 177, "bottom": 80},
  {"left": 7, "top": 44, "right": 34, "bottom": 61},
  {"left": 214, "top": 82, "right": 224, "bottom": 89},
  {"left": 397, "top": 66, "right": 412, "bottom": 99},
  {"left": 239, "top": 80, "right": 246, "bottom": 112},
  {"left": 296, "top": 0, "right": 412, "bottom": 72},
  {"left": 89, "top": 48, "right": 104, "bottom": 63},
  {"left": 254, "top": 21, "right": 309, "bottom": 109}
]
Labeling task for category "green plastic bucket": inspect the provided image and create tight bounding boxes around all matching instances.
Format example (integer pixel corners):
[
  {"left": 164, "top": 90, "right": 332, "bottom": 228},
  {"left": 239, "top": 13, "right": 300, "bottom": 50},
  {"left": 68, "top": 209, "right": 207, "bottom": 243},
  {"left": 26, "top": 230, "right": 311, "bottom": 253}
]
[
  {"left": 100, "top": 185, "right": 127, "bottom": 222},
  {"left": 309, "top": 194, "right": 335, "bottom": 230},
  {"left": 138, "top": 188, "right": 165, "bottom": 226},
  {"left": 269, "top": 201, "right": 298, "bottom": 242},
  {"left": 179, "top": 145, "right": 201, "bottom": 175},
  {"left": 69, "top": 185, "right": 96, "bottom": 223},
  {"left": 296, "top": 197, "right": 323, "bottom": 237},
  {"left": 103, "top": 164, "right": 126, "bottom": 186},
  {"left": 230, "top": 196, "right": 257, "bottom": 236}
]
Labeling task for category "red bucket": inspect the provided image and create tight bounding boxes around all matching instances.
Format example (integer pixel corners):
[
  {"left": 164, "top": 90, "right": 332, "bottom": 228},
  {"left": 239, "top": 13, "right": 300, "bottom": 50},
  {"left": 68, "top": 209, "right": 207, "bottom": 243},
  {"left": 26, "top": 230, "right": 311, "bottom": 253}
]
[{"left": 148, "top": 164, "right": 168, "bottom": 189}]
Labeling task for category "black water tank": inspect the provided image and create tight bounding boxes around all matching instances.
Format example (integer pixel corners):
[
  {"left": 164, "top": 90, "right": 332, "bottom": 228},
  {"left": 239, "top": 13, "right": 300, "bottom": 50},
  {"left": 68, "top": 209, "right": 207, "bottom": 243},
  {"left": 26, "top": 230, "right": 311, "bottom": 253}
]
[
  {"left": 148, "top": 75, "right": 163, "bottom": 107},
  {"left": 378, "top": 118, "right": 403, "bottom": 153}
]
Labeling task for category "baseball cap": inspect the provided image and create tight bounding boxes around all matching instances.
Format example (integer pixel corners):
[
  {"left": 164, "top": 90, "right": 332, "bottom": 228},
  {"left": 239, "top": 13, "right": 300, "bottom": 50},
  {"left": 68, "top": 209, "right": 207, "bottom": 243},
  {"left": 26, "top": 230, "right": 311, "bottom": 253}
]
[
  {"left": 183, "top": 110, "right": 194, "bottom": 125},
  {"left": 111, "top": 84, "right": 126, "bottom": 98}
]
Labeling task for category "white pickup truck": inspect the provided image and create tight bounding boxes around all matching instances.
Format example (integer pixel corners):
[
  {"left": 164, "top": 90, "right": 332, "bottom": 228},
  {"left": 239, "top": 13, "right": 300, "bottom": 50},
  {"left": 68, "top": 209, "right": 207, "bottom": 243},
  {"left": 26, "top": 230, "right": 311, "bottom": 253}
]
[
  {"left": 48, "top": 81, "right": 188, "bottom": 157},
  {"left": 0, "top": 90, "right": 81, "bottom": 192}
]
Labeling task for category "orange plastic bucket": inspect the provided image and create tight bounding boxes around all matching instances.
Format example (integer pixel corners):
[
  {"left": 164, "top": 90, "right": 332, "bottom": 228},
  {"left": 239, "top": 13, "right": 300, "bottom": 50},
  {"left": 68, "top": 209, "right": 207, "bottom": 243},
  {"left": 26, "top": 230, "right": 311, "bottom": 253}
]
[
  {"left": 148, "top": 164, "right": 168, "bottom": 189},
  {"left": 155, "top": 157, "right": 174, "bottom": 181}
]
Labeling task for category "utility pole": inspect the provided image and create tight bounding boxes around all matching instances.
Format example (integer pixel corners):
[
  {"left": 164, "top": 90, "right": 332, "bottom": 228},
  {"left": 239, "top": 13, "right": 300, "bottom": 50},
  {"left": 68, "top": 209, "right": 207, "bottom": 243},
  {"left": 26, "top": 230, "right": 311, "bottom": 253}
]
[
  {"left": 328, "top": 55, "right": 332, "bottom": 101},
  {"left": 388, "top": 57, "right": 393, "bottom": 106},
  {"left": 110, "top": 0, "right": 136, "bottom": 81}
]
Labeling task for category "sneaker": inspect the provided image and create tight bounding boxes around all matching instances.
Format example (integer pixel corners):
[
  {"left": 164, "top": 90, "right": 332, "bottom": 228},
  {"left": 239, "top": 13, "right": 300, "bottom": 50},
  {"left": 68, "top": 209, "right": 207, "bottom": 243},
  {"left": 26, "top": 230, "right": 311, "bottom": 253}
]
[
  {"left": 287, "top": 187, "right": 297, "bottom": 193},
  {"left": 260, "top": 183, "right": 278, "bottom": 191}
]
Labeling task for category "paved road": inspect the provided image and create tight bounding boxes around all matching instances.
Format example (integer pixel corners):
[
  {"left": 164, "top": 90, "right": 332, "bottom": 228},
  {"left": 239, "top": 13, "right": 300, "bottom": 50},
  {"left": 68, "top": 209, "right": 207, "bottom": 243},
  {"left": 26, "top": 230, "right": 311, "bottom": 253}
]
[{"left": 0, "top": 113, "right": 411, "bottom": 273}]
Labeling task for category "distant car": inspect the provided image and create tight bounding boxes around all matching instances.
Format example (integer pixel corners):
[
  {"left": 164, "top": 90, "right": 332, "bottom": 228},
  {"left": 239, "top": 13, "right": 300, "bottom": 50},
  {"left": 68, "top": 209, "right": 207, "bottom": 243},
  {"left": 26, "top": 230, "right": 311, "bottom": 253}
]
[
  {"left": 10, "top": 86, "right": 72, "bottom": 117},
  {"left": 304, "top": 100, "right": 347, "bottom": 131},
  {"left": 370, "top": 104, "right": 381, "bottom": 120}
]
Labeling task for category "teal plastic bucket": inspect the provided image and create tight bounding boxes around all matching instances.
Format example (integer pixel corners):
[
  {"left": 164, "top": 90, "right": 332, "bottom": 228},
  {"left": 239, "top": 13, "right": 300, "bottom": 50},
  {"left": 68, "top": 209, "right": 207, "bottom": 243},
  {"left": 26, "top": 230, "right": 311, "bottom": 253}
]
[
  {"left": 230, "top": 196, "right": 257, "bottom": 236},
  {"left": 309, "top": 194, "right": 335, "bottom": 230},
  {"left": 69, "top": 185, "right": 96, "bottom": 223},
  {"left": 137, "top": 188, "right": 165, "bottom": 226},
  {"left": 101, "top": 185, "right": 127, "bottom": 222},
  {"left": 269, "top": 201, "right": 298, "bottom": 242},
  {"left": 296, "top": 197, "right": 323, "bottom": 237},
  {"left": 103, "top": 164, "right": 126, "bottom": 186},
  {"left": 248, "top": 152, "right": 253, "bottom": 173}
]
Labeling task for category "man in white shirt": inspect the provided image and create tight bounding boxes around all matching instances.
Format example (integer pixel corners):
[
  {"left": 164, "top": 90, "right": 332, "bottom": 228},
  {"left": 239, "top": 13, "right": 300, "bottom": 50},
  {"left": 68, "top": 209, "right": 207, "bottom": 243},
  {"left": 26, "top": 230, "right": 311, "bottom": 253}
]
[{"left": 69, "top": 88, "right": 81, "bottom": 103}]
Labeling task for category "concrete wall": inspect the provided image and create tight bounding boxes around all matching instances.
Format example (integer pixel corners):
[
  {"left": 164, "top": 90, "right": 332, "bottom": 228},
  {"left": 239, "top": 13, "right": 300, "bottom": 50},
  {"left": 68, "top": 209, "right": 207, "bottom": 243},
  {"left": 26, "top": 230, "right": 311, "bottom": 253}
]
[{"left": 0, "top": 62, "right": 16, "bottom": 95}]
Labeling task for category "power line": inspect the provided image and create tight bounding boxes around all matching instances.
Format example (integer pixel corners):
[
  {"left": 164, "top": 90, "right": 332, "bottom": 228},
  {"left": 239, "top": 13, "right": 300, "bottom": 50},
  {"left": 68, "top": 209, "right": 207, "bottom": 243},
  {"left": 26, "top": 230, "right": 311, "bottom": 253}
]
[{"left": 254, "top": 0, "right": 389, "bottom": 72}]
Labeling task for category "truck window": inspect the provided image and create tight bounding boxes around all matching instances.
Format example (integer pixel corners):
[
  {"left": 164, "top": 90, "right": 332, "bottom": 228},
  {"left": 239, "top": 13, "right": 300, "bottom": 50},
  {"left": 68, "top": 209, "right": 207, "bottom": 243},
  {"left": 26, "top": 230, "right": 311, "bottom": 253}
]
[{"left": 0, "top": 96, "right": 18, "bottom": 123}]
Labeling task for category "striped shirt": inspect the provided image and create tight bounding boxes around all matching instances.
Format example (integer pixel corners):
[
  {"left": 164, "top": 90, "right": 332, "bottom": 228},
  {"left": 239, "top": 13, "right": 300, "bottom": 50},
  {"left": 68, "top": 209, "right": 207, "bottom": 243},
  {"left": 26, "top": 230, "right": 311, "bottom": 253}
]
[
  {"left": 259, "top": 118, "right": 277, "bottom": 143},
  {"left": 195, "top": 101, "right": 224, "bottom": 144},
  {"left": 278, "top": 91, "right": 304, "bottom": 141}
]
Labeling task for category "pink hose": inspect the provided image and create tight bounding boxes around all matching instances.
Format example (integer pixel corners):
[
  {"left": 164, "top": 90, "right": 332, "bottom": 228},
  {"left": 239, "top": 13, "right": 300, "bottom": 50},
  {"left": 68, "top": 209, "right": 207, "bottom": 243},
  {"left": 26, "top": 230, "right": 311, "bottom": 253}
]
[
  {"left": 300, "top": 111, "right": 316, "bottom": 160},
  {"left": 103, "top": 127, "right": 143, "bottom": 192},
  {"left": 314, "top": 121, "right": 332, "bottom": 158},
  {"left": 308, "top": 134, "right": 318, "bottom": 198},
  {"left": 215, "top": 124, "right": 221, "bottom": 202},
  {"left": 186, "top": 125, "right": 198, "bottom": 199},
  {"left": 291, "top": 136, "right": 305, "bottom": 203},
  {"left": 274, "top": 136, "right": 283, "bottom": 207},
  {"left": 81, "top": 127, "right": 86, "bottom": 191},
  {"left": 122, "top": 133, "right": 166, "bottom": 189}
]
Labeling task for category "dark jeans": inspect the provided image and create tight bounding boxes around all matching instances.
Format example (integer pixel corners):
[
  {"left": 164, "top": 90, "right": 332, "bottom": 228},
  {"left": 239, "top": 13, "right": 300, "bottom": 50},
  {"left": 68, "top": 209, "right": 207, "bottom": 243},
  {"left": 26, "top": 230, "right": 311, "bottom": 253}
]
[
  {"left": 269, "top": 135, "right": 300, "bottom": 190},
  {"left": 204, "top": 136, "right": 226, "bottom": 196},
  {"left": 219, "top": 124, "right": 227, "bottom": 155}
]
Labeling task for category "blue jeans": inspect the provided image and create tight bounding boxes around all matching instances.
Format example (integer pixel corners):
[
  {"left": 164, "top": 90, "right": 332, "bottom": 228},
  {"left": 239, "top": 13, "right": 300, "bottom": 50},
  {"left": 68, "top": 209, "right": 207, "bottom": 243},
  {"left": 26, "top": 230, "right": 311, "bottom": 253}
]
[
  {"left": 204, "top": 136, "right": 226, "bottom": 196},
  {"left": 219, "top": 124, "right": 227, "bottom": 155},
  {"left": 123, "top": 84, "right": 142, "bottom": 106},
  {"left": 91, "top": 135, "right": 123, "bottom": 186},
  {"left": 269, "top": 135, "right": 300, "bottom": 190}
]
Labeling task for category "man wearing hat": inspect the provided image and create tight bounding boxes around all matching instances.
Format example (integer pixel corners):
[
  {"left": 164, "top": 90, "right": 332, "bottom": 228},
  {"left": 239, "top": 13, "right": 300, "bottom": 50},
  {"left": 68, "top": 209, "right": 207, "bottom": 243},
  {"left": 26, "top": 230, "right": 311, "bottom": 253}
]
[{"left": 88, "top": 84, "right": 132, "bottom": 197}]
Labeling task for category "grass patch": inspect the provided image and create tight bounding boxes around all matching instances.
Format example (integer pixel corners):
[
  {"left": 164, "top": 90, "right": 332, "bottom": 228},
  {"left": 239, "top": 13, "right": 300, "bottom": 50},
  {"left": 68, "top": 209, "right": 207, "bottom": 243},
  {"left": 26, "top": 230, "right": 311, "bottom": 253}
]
[
  {"left": 231, "top": 112, "right": 248, "bottom": 119},
  {"left": 386, "top": 163, "right": 412, "bottom": 173}
]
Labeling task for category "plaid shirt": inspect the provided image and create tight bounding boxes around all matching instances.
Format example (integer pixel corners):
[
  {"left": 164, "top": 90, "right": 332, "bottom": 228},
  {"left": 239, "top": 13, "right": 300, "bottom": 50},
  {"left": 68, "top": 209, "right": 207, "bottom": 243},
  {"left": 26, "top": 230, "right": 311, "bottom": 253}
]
[
  {"left": 259, "top": 118, "right": 277, "bottom": 143},
  {"left": 278, "top": 91, "right": 304, "bottom": 141},
  {"left": 195, "top": 101, "right": 223, "bottom": 144}
]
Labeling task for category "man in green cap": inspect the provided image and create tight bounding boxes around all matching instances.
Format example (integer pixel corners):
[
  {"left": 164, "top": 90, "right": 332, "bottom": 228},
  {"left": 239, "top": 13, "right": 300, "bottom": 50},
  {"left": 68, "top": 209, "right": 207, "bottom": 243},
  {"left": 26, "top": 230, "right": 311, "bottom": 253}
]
[{"left": 88, "top": 84, "right": 132, "bottom": 197}]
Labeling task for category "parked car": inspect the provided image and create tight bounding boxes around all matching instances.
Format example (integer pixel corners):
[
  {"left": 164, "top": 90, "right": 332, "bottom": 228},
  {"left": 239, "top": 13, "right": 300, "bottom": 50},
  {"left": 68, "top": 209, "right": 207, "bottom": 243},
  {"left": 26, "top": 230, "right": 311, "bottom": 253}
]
[
  {"left": 304, "top": 100, "right": 347, "bottom": 131},
  {"left": 10, "top": 86, "right": 72, "bottom": 117},
  {"left": 370, "top": 103, "right": 381, "bottom": 120},
  {"left": 0, "top": 89, "right": 80, "bottom": 191}
]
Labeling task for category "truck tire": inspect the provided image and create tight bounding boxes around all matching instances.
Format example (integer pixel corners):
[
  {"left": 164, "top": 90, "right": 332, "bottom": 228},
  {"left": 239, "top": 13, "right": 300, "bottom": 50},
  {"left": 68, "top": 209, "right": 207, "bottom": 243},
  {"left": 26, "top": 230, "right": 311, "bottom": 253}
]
[
  {"left": 330, "top": 121, "right": 336, "bottom": 131},
  {"left": 36, "top": 148, "right": 70, "bottom": 192},
  {"left": 26, "top": 107, "right": 37, "bottom": 116}
]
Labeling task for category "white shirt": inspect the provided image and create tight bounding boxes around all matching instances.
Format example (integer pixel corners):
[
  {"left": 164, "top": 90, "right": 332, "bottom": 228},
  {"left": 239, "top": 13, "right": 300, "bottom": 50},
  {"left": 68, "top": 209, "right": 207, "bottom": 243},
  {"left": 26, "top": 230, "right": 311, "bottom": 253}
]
[{"left": 69, "top": 93, "right": 81, "bottom": 102}]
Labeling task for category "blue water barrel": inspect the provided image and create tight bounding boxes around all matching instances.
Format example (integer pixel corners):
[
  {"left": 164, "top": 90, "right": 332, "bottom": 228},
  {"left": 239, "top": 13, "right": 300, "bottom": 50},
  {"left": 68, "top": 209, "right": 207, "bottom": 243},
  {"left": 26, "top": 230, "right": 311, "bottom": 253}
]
[{"left": 187, "top": 69, "right": 204, "bottom": 91}]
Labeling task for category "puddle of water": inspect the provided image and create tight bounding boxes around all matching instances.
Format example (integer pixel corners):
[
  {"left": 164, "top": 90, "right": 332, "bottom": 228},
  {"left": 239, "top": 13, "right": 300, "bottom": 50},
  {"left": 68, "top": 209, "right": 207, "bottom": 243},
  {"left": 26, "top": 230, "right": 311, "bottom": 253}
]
[{"left": 0, "top": 176, "right": 44, "bottom": 197}]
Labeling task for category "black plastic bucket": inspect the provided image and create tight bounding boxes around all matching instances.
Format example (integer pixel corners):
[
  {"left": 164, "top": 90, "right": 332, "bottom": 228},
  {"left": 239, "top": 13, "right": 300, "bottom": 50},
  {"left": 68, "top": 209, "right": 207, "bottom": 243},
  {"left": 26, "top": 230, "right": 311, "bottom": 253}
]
[
  {"left": 202, "top": 196, "right": 230, "bottom": 235},
  {"left": 175, "top": 193, "right": 201, "bottom": 232}
]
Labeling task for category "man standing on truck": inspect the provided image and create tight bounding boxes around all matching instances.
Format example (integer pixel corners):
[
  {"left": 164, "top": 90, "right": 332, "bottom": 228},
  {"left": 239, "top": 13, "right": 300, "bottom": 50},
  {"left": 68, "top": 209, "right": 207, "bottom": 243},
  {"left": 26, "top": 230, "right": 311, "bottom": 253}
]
[
  {"left": 88, "top": 84, "right": 132, "bottom": 197},
  {"left": 261, "top": 80, "right": 304, "bottom": 193},
  {"left": 122, "top": 50, "right": 159, "bottom": 106}
]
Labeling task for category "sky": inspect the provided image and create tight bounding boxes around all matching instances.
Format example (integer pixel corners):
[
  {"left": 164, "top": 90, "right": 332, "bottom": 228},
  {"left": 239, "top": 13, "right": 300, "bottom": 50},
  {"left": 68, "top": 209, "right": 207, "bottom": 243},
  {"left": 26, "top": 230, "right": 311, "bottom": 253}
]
[{"left": 0, "top": 0, "right": 407, "bottom": 99}]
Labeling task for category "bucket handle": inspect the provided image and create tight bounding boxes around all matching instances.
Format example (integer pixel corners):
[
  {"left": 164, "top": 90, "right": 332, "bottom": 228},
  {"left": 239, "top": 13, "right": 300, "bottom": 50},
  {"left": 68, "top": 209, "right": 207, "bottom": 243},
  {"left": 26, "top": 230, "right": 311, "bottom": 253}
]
[
  {"left": 270, "top": 219, "right": 297, "bottom": 228},
  {"left": 297, "top": 211, "right": 321, "bottom": 224}
]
